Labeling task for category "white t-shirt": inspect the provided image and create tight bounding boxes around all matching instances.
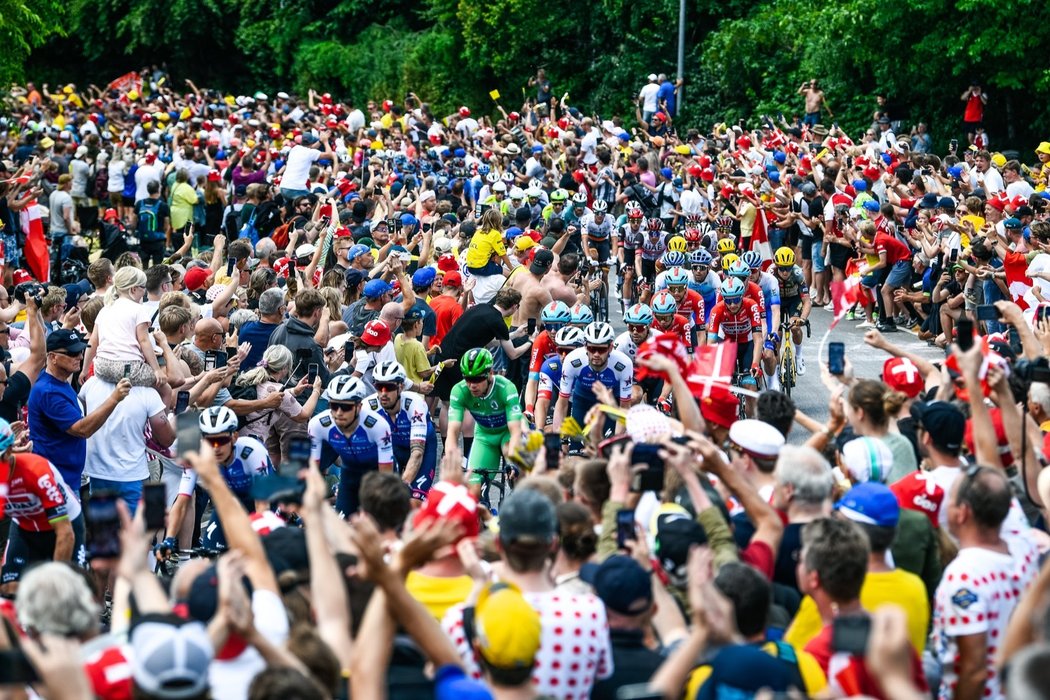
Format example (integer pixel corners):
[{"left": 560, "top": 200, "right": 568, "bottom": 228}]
[
  {"left": 80, "top": 378, "right": 166, "bottom": 481},
  {"left": 1006, "top": 180, "right": 1034, "bottom": 200},
  {"left": 970, "top": 167, "right": 1004, "bottom": 195},
  {"left": 680, "top": 188, "right": 704, "bottom": 216},
  {"left": 580, "top": 129, "right": 599, "bottom": 165},
  {"left": 281, "top": 145, "right": 321, "bottom": 192},
  {"left": 638, "top": 83, "right": 660, "bottom": 113},
  {"left": 1024, "top": 254, "right": 1050, "bottom": 307},
  {"left": 928, "top": 464, "right": 1034, "bottom": 549},
  {"left": 95, "top": 297, "right": 152, "bottom": 362},
  {"left": 346, "top": 108, "right": 366, "bottom": 133},
  {"left": 134, "top": 163, "right": 163, "bottom": 202},
  {"left": 107, "top": 160, "right": 126, "bottom": 193},
  {"left": 70, "top": 159, "right": 92, "bottom": 198}
]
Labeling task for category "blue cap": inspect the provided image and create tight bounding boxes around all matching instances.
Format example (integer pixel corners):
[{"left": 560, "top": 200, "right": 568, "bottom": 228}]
[
  {"left": 773, "top": 150, "right": 787, "bottom": 164},
  {"left": 412, "top": 267, "right": 437, "bottom": 287},
  {"left": 347, "top": 244, "right": 370, "bottom": 261},
  {"left": 532, "top": 144, "right": 544, "bottom": 153},
  {"left": 434, "top": 665, "right": 493, "bottom": 700},
  {"left": 881, "top": 152, "right": 893, "bottom": 165},
  {"left": 862, "top": 199, "right": 880, "bottom": 212},
  {"left": 580, "top": 555, "right": 653, "bottom": 615},
  {"left": 938, "top": 196, "right": 956, "bottom": 209},
  {"left": 769, "top": 170, "right": 781, "bottom": 182},
  {"left": 505, "top": 226, "right": 523, "bottom": 239},
  {"left": 1004, "top": 217, "right": 1023, "bottom": 229},
  {"left": 852, "top": 179, "right": 868, "bottom": 192},
  {"left": 673, "top": 177, "right": 684, "bottom": 190},
  {"left": 617, "top": 131, "right": 630, "bottom": 141},
  {"left": 400, "top": 213, "right": 418, "bottom": 227},
  {"left": 453, "top": 148, "right": 466, "bottom": 158},
  {"left": 660, "top": 167, "right": 673, "bottom": 179},
  {"left": 948, "top": 165, "right": 963, "bottom": 179},
  {"left": 363, "top": 279, "right": 393, "bottom": 299},
  {"left": 835, "top": 482, "right": 900, "bottom": 527}
]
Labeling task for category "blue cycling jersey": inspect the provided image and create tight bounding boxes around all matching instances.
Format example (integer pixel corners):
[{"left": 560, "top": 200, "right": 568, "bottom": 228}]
[
  {"left": 559, "top": 348, "right": 634, "bottom": 404},
  {"left": 308, "top": 408, "right": 393, "bottom": 470}
]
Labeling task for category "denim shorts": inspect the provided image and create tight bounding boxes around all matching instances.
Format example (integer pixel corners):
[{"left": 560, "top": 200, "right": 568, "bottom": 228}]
[
  {"left": 811, "top": 241, "right": 826, "bottom": 273},
  {"left": 885, "top": 259, "right": 911, "bottom": 287}
]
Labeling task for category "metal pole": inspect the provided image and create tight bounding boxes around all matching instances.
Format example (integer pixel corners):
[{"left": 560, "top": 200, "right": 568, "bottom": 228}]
[{"left": 677, "top": 0, "right": 686, "bottom": 111}]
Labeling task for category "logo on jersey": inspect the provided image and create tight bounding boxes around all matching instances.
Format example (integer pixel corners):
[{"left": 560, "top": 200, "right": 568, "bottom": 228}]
[
  {"left": 412, "top": 410, "right": 425, "bottom": 424},
  {"left": 368, "top": 398, "right": 380, "bottom": 411},
  {"left": 570, "top": 358, "right": 583, "bottom": 368},
  {"left": 240, "top": 446, "right": 253, "bottom": 460},
  {"left": 320, "top": 415, "right": 333, "bottom": 428},
  {"left": 613, "top": 362, "right": 626, "bottom": 372},
  {"left": 36, "top": 475, "right": 61, "bottom": 504},
  {"left": 364, "top": 415, "right": 377, "bottom": 428},
  {"left": 951, "top": 588, "right": 979, "bottom": 610}
]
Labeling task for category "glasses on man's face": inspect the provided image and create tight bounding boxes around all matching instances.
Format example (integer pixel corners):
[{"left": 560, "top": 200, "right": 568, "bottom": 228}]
[
  {"left": 206, "top": 435, "right": 233, "bottom": 448},
  {"left": 463, "top": 375, "right": 489, "bottom": 385},
  {"left": 375, "top": 382, "right": 400, "bottom": 393},
  {"left": 330, "top": 401, "right": 361, "bottom": 413},
  {"left": 692, "top": 265, "right": 708, "bottom": 272},
  {"left": 586, "top": 344, "right": 611, "bottom": 354},
  {"left": 628, "top": 324, "right": 649, "bottom": 334},
  {"left": 724, "top": 297, "right": 743, "bottom": 306}
]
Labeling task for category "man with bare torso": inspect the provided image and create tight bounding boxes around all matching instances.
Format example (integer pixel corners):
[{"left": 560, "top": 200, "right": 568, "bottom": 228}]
[
  {"left": 541, "top": 252, "right": 591, "bottom": 307},
  {"left": 508, "top": 250, "right": 555, "bottom": 326},
  {"left": 798, "top": 79, "right": 832, "bottom": 127}
]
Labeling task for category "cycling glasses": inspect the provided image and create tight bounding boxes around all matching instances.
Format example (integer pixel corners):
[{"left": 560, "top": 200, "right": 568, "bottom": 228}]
[
  {"left": 375, "top": 382, "right": 400, "bottom": 393},
  {"left": 330, "top": 401, "right": 361, "bottom": 413},
  {"left": 206, "top": 436, "right": 232, "bottom": 447},
  {"left": 668, "top": 284, "right": 686, "bottom": 292},
  {"left": 692, "top": 264, "right": 708, "bottom": 271},
  {"left": 586, "top": 345, "right": 611, "bottom": 354},
  {"left": 776, "top": 266, "right": 793, "bottom": 273},
  {"left": 724, "top": 296, "right": 744, "bottom": 305},
  {"left": 627, "top": 324, "right": 650, "bottom": 333},
  {"left": 463, "top": 375, "right": 489, "bottom": 384}
]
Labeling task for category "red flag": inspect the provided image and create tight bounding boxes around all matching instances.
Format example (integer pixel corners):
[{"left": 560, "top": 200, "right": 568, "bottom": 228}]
[
  {"left": 636, "top": 333, "right": 691, "bottom": 383},
  {"left": 106, "top": 71, "right": 142, "bottom": 94},
  {"left": 746, "top": 204, "right": 773, "bottom": 268},
  {"left": 19, "top": 201, "right": 49, "bottom": 283},
  {"left": 829, "top": 259, "right": 868, "bottom": 327},
  {"left": 1003, "top": 250, "right": 1031, "bottom": 311},
  {"left": 686, "top": 342, "right": 738, "bottom": 398}
]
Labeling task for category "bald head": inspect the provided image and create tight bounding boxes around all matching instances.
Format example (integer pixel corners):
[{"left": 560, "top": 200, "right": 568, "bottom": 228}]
[
  {"left": 194, "top": 318, "right": 224, "bottom": 350},
  {"left": 380, "top": 302, "right": 404, "bottom": 326}
]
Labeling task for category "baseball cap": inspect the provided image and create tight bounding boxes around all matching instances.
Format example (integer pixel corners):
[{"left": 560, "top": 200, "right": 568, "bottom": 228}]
[
  {"left": 580, "top": 555, "right": 652, "bottom": 616},
  {"left": 648, "top": 73, "right": 658, "bottom": 81},
  {"left": 130, "top": 617, "right": 213, "bottom": 700},
  {"left": 514, "top": 236, "right": 537, "bottom": 253},
  {"left": 443, "top": 271, "right": 463, "bottom": 288},
  {"left": 882, "top": 357, "right": 924, "bottom": 398},
  {"left": 363, "top": 279, "right": 393, "bottom": 299},
  {"left": 295, "top": 243, "right": 317, "bottom": 259},
  {"left": 400, "top": 213, "right": 418, "bottom": 227},
  {"left": 46, "top": 329, "right": 87, "bottom": 354},
  {"left": 497, "top": 489, "right": 557, "bottom": 543},
  {"left": 728, "top": 419, "right": 785, "bottom": 460},
  {"left": 63, "top": 280, "right": 92, "bottom": 308},
  {"left": 654, "top": 505, "right": 707, "bottom": 578},
  {"left": 529, "top": 249, "right": 554, "bottom": 275},
  {"left": 437, "top": 254, "right": 460, "bottom": 273},
  {"left": 835, "top": 482, "right": 900, "bottom": 528},
  {"left": 412, "top": 482, "right": 479, "bottom": 543},
  {"left": 625, "top": 404, "right": 672, "bottom": 444},
  {"left": 473, "top": 582, "right": 541, "bottom": 670},
  {"left": 918, "top": 193, "right": 939, "bottom": 209},
  {"left": 910, "top": 400, "right": 965, "bottom": 452},
  {"left": 344, "top": 268, "right": 366, "bottom": 288},
  {"left": 862, "top": 199, "right": 880, "bottom": 212},
  {"left": 345, "top": 244, "right": 371, "bottom": 263},
  {"left": 1003, "top": 217, "right": 1023, "bottom": 229},
  {"left": 840, "top": 437, "right": 894, "bottom": 484},
  {"left": 890, "top": 471, "right": 944, "bottom": 527},
  {"left": 412, "top": 267, "right": 437, "bottom": 288},
  {"left": 361, "top": 319, "right": 391, "bottom": 346}
]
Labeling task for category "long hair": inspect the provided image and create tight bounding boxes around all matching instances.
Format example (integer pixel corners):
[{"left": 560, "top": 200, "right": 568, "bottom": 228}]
[
  {"left": 104, "top": 266, "right": 146, "bottom": 306},
  {"left": 236, "top": 345, "right": 292, "bottom": 388}
]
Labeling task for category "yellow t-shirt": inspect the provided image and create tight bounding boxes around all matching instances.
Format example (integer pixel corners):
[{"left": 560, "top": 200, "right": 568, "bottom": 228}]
[
  {"left": 959, "top": 214, "right": 985, "bottom": 248},
  {"left": 395, "top": 335, "right": 431, "bottom": 383},
  {"left": 170, "top": 182, "right": 199, "bottom": 230},
  {"left": 738, "top": 201, "right": 757, "bottom": 239},
  {"left": 405, "top": 571, "right": 474, "bottom": 620},
  {"left": 465, "top": 228, "right": 506, "bottom": 269},
  {"left": 784, "top": 568, "right": 930, "bottom": 653}
]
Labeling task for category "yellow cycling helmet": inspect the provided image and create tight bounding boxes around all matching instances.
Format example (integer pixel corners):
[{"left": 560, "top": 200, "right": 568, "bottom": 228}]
[
  {"left": 716, "top": 237, "right": 737, "bottom": 255},
  {"left": 773, "top": 246, "right": 796, "bottom": 267},
  {"left": 721, "top": 253, "right": 740, "bottom": 272},
  {"left": 667, "top": 236, "right": 687, "bottom": 253}
]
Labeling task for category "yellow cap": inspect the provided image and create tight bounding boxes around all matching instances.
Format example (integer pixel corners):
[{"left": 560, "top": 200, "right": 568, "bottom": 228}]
[
  {"left": 127, "top": 90, "right": 139, "bottom": 101},
  {"left": 514, "top": 236, "right": 537, "bottom": 252},
  {"left": 180, "top": 107, "right": 192, "bottom": 120},
  {"left": 1036, "top": 142, "right": 1050, "bottom": 156},
  {"left": 156, "top": 112, "right": 170, "bottom": 123},
  {"left": 53, "top": 115, "right": 65, "bottom": 129},
  {"left": 674, "top": 144, "right": 691, "bottom": 155},
  {"left": 62, "top": 85, "right": 74, "bottom": 94},
  {"left": 474, "top": 583, "right": 540, "bottom": 669},
  {"left": 991, "top": 152, "right": 1007, "bottom": 168}
]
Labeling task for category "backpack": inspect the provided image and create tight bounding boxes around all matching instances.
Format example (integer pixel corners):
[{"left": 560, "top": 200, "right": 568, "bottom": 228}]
[
  {"left": 137, "top": 199, "right": 166, "bottom": 241},
  {"left": 628, "top": 183, "right": 659, "bottom": 217},
  {"left": 83, "top": 163, "right": 97, "bottom": 199},
  {"left": 94, "top": 166, "right": 109, "bottom": 199},
  {"left": 271, "top": 221, "right": 291, "bottom": 249}
]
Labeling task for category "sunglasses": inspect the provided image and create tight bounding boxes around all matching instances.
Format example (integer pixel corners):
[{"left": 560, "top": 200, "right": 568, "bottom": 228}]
[
  {"left": 330, "top": 401, "right": 360, "bottom": 413},
  {"left": 724, "top": 297, "right": 743, "bottom": 305},
  {"left": 463, "top": 375, "right": 489, "bottom": 384},
  {"left": 668, "top": 285, "right": 686, "bottom": 292},
  {"left": 586, "top": 345, "right": 611, "bottom": 353},
  {"left": 206, "top": 436, "right": 232, "bottom": 447},
  {"left": 375, "top": 382, "right": 400, "bottom": 392},
  {"left": 691, "top": 265, "right": 708, "bottom": 271},
  {"left": 776, "top": 266, "right": 793, "bottom": 272},
  {"left": 628, "top": 324, "right": 649, "bottom": 333}
]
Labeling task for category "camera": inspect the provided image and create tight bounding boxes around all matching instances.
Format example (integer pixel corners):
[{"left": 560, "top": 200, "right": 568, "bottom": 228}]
[
  {"left": 13, "top": 282, "right": 44, "bottom": 305},
  {"left": 1015, "top": 357, "right": 1050, "bottom": 384}
]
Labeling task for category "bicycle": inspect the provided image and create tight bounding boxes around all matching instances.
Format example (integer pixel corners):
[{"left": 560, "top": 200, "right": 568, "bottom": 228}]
[
  {"left": 777, "top": 318, "right": 811, "bottom": 397},
  {"left": 475, "top": 459, "right": 519, "bottom": 515},
  {"left": 581, "top": 260, "right": 611, "bottom": 323},
  {"left": 732, "top": 371, "right": 761, "bottom": 419}
]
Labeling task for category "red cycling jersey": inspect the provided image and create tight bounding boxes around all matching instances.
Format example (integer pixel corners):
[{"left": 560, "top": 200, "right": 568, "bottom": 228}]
[
  {"left": 653, "top": 313, "right": 691, "bottom": 345},
  {"left": 4, "top": 453, "right": 79, "bottom": 532},
  {"left": 529, "top": 330, "right": 556, "bottom": 374},
  {"left": 745, "top": 281, "right": 766, "bottom": 316},
  {"left": 707, "top": 298, "right": 763, "bottom": 343},
  {"left": 672, "top": 288, "right": 706, "bottom": 328}
]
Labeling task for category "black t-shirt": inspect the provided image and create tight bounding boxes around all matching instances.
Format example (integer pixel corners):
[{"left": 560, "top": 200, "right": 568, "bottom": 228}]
[
  {"left": 591, "top": 629, "right": 665, "bottom": 700},
  {"left": 437, "top": 304, "right": 510, "bottom": 362},
  {"left": 0, "top": 371, "right": 32, "bottom": 424}
]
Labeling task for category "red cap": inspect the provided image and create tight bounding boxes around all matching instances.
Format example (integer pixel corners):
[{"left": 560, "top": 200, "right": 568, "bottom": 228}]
[
  {"left": 183, "top": 266, "right": 211, "bottom": 292},
  {"left": 687, "top": 165, "right": 702, "bottom": 178},
  {"left": 273, "top": 257, "right": 290, "bottom": 279},
  {"left": 863, "top": 166, "right": 881, "bottom": 181},
  {"left": 442, "top": 271, "right": 463, "bottom": 287},
  {"left": 321, "top": 92, "right": 333, "bottom": 105},
  {"left": 700, "top": 168, "right": 715, "bottom": 182},
  {"left": 736, "top": 135, "right": 751, "bottom": 148},
  {"left": 882, "top": 357, "right": 924, "bottom": 398},
  {"left": 334, "top": 226, "right": 352, "bottom": 238},
  {"left": 103, "top": 208, "right": 119, "bottom": 222},
  {"left": 412, "top": 482, "right": 480, "bottom": 543},
  {"left": 437, "top": 254, "right": 459, "bottom": 273},
  {"left": 207, "top": 169, "right": 221, "bottom": 182},
  {"left": 144, "top": 152, "right": 157, "bottom": 163},
  {"left": 83, "top": 646, "right": 133, "bottom": 700},
  {"left": 12, "top": 269, "right": 33, "bottom": 285},
  {"left": 699, "top": 385, "right": 738, "bottom": 430},
  {"left": 381, "top": 100, "right": 393, "bottom": 113},
  {"left": 654, "top": 112, "right": 667, "bottom": 123},
  {"left": 458, "top": 106, "right": 470, "bottom": 117},
  {"left": 698, "top": 155, "right": 712, "bottom": 168},
  {"left": 362, "top": 319, "right": 391, "bottom": 347},
  {"left": 889, "top": 471, "right": 944, "bottom": 528}
]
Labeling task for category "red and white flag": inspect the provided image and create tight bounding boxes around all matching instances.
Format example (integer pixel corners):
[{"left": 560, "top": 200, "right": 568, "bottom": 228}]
[
  {"left": 686, "top": 342, "right": 738, "bottom": 398},
  {"left": 19, "top": 201, "right": 49, "bottom": 283},
  {"left": 830, "top": 259, "right": 869, "bottom": 328},
  {"left": 1003, "top": 250, "right": 1032, "bottom": 311}
]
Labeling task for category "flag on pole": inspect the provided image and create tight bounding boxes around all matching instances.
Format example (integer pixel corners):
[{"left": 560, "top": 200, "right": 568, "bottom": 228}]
[
  {"left": 830, "top": 259, "right": 868, "bottom": 328},
  {"left": 19, "top": 201, "right": 49, "bottom": 283}
]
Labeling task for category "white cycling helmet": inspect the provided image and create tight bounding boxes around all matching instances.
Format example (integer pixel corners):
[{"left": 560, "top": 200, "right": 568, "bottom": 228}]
[
  {"left": 485, "top": 172, "right": 500, "bottom": 184},
  {"left": 373, "top": 361, "right": 407, "bottom": 384},
  {"left": 501, "top": 171, "right": 515, "bottom": 183},
  {"left": 592, "top": 200, "right": 608, "bottom": 213},
  {"left": 572, "top": 191, "right": 588, "bottom": 205},
  {"left": 327, "top": 375, "right": 369, "bottom": 402},
  {"left": 583, "top": 321, "right": 615, "bottom": 345},
  {"left": 509, "top": 187, "right": 525, "bottom": 200},
  {"left": 199, "top": 406, "right": 238, "bottom": 435},
  {"left": 526, "top": 186, "right": 543, "bottom": 199},
  {"left": 555, "top": 326, "right": 586, "bottom": 348},
  {"left": 492, "top": 181, "right": 507, "bottom": 193}
]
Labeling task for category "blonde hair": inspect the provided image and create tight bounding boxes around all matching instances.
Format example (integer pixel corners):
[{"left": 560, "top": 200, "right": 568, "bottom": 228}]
[
  {"left": 104, "top": 266, "right": 147, "bottom": 306},
  {"left": 236, "top": 345, "right": 292, "bottom": 388}
]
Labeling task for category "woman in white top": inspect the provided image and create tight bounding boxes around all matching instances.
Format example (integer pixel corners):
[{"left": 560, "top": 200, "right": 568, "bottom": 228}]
[
  {"left": 234, "top": 345, "right": 322, "bottom": 464},
  {"left": 81, "top": 267, "right": 159, "bottom": 389},
  {"left": 107, "top": 149, "right": 127, "bottom": 211}
]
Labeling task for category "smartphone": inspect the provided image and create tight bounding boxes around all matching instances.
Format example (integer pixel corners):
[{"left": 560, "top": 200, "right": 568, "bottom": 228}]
[
  {"left": 143, "top": 483, "right": 167, "bottom": 531},
  {"left": 828, "top": 342, "right": 845, "bottom": 376},
  {"left": 976, "top": 304, "right": 1000, "bottom": 321},
  {"left": 832, "top": 615, "right": 871, "bottom": 655},
  {"left": 207, "top": 350, "right": 227, "bottom": 370},
  {"left": 226, "top": 258, "right": 236, "bottom": 277},
  {"left": 288, "top": 258, "right": 298, "bottom": 272},
  {"left": 949, "top": 139, "right": 959, "bottom": 152},
  {"left": 543, "top": 432, "right": 562, "bottom": 471},
  {"left": 616, "top": 509, "right": 635, "bottom": 549},
  {"left": 527, "top": 317, "right": 537, "bottom": 336},
  {"left": 630, "top": 443, "right": 665, "bottom": 492},
  {"left": 950, "top": 248, "right": 959, "bottom": 263},
  {"left": 174, "top": 390, "right": 190, "bottom": 415},
  {"left": 284, "top": 436, "right": 312, "bottom": 477},
  {"left": 0, "top": 649, "right": 39, "bottom": 683},
  {"left": 123, "top": 363, "right": 132, "bottom": 379},
  {"left": 957, "top": 319, "right": 974, "bottom": 351},
  {"left": 307, "top": 362, "right": 319, "bottom": 384},
  {"left": 86, "top": 491, "right": 122, "bottom": 560},
  {"left": 1039, "top": 305, "right": 1050, "bottom": 324},
  {"left": 177, "top": 410, "right": 201, "bottom": 454},
  {"left": 204, "top": 353, "right": 216, "bottom": 372}
]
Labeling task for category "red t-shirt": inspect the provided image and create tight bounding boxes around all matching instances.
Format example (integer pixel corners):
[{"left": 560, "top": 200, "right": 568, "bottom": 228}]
[
  {"left": 964, "top": 93, "right": 984, "bottom": 123},
  {"left": 806, "top": 622, "right": 927, "bottom": 699},
  {"left": 873, "top": 232, "right": 911, "bottom": 265},
  {"left": 428, "top": 294, "right": 464, "bottom": 349}
]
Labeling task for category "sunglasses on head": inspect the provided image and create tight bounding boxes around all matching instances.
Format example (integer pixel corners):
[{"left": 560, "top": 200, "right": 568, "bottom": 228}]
[{"left": 330, "top": 401, "right": 360, "bottom": 412}]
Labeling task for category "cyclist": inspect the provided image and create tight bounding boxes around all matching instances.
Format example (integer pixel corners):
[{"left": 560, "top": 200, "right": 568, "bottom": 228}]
[
  {"left": 689, "top": 249, "right": 721, "bottom": 323},
  {"left": 664, "top": 266, "right": 707, "bottom": 347},
  {"left": 0, "top": 418, "right": 83, "bottom": 594},
  {"left": 637, "top": 218, "right": 667, "bottom": 284},
  {"left": 654, "top": 251, "right": 688, "bottom": 288},
  {"left": 569, "top": 302, "right": 594, "bottom": 329},
  {"left": 708, "top": 277, "right": 764, "bottom": 411},
  {"left": 616, "top": 304, "right": 661, "bottom": 406},
  {"left": 683, "top": 225, "right": 704, "bottom": 254},
  {"left": 367, "top": 362, "right": 437, "bottom": 501},
  {"left": 773, "top": 246, "right": 812, "bottom": 375},
  {"left": 534, "top": 326, "right": 586, "bottom": 429},
  {"left": 616, "top": 206, "right": 645, "bottom": 305},
  {"left": 525, "top": 186, "right": 545, "bottom": 225},
  {"left": 501, "top": 187, "right": 526, "bottom": 218},
  {"left": 554, "top": 322, "right": 633, "bottom": 440},
  {"left": 726, "top": 257, "right": 767, "bottom": 319},
  {"left": 482, "top": 180, "right": 507, "bottom": 208},
  {"left": 650, "top": 290, "right": 692, "bottom": 347},
  {"left": 715, "top": 236, "right": 737, "bottom": 269},
  {"left": 564, "top": 191, "right": 592, "bottom": 228},
  {"left": 742, "top": 249, "right": 782, "bottom": 387},
  {"left": 446, "top": 348, "right": 523, "bottom": 485},
  {"left": 542, "top": 188, "right": 570, "bottom": 222},
  {"left": 584, "top": 200, "right": 615, "bottom": 289},
  {"left": 524, "top": 301, "right": 572, "bottom": 423},
  {"left": 308, "top": 376, "right": 393, "bottom": 516}
]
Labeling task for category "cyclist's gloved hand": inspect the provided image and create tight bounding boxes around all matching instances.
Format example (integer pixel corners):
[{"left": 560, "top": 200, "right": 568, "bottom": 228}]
[
  {"left": 153, "top": 536, "right": 177, "bottom": 560},
  {"left": 768, "top": 332, "right": 780, "bottom": 344},
  {"left": 763, "top": 340, "right": 776, "bottom": 352},
  {"left": 657, "top": 397, "right": 673, "bottom": 415}
]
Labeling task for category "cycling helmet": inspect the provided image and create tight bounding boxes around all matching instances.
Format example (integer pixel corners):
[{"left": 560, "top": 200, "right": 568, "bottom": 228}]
[
  {"left": 460, "top": 348, "right": 494, "bottom": 378},
  {"left": 593, "top": 200, "right": 608, "bottom": 213},
  {"left": 0, "top": 418, "right": 14, "bottom": 453},
  {"left": 624, "top": 303, "right": 654, "bottom": 326},
  {"left": 667, "top": 236, "right": 687, "bottom": 253},
  {"left": 741, "top": 250, "right": 762, "bottom": 270},
  {"left": 509, "top": 187, "right": 525, "bottom": 200},
  {"left": 684, "top": 228, "right": 701, "bottom": 242},
  {"left": 554, "top": 326, "right": 586, "bottom": 348},
  {"left": 541, "top": 300, "right": 572, "bottom": 326},
  {"left": 492, "top": 181, "right": 507, "bottom": 193},
  {"left": 550, "top": 189, "right": 569, "bottom": 203},
  {"left": 570, "top": 303, "right": 594, "bottom": 325},
  {"left": 647, "top": 218, "right": 664, "bottom": 232},
  {"left": 715, "top": 215, "right": 733, "bottom": 232},
  {"left": 478, "top": 164, "right": 491, "bottom": 176},
  {"left": 501, "top": 171, "right": 515, "bottom": 183},
  {"left": 690, "top": 249, "right": 713, "bottom": 266},
  {"left": 660, "top": 251, "right": 687, "bottom": 268},
  {"left": 720, "top": 253, "right": 740, "bottom": 272},
  {"left": 774, "top": 246, "right": 796, "bottom": 267},
  {"left": 728, "top": 259, "right": 751, "bottom": 279},
  {"left": 665, "top": 266, "right": 690, "bottom": 287},
  {"left": 200, "top": 406, "right": 239, "bottom": 435},
  {"left": 328, "top": 375, "right": 369, "bottom": 402},
  {"left": 583, "top": 321, "right": 615, "bottom": 345},
  {"left": 627, "top": 206, "right": 644, "bottom": 220},
  {"left": 720, "top": 277, "right": 746, "bottom": 299},
  {"left": 650, "top": 291, "right": 678, "bottom": 315},
  {"left": 485, "top": 172, "right": 500, "bottom": 184},
  {"left": 716, "top": 238, "right": 737, "bottom": 254},
  {"left": 571, "top": 191, "right": 588, "bottom": 206},
  {"left": 526, "top": 186, "right": 542, "bottom": 199},
  {"left": 373, "top": 361, "right": 407, "bottom": 384}
]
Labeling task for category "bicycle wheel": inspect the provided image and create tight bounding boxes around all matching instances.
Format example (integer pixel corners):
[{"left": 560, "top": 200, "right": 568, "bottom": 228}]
[
  {"left": 780, "top": 341, "right": 795, "bottom": 396},
  {"left": 598, "top": 280, "right": 609, "bottom": 323}
]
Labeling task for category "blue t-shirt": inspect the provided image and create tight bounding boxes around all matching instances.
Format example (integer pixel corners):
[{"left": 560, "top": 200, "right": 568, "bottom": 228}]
[
  {"left": 658, "top": 81, "right": 677, "bottom": 116},
  {"left": 27, "top": 371, "right": 86, "bottom": 488},
  {"left": 238, "top": 320, "right": 281, "bottom": 370},
  {"left": 411, "top": 299, "right": 438, "bottom": 339}
]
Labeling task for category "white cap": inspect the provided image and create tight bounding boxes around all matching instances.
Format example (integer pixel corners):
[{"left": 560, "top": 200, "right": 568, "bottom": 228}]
[
  {"left": 648, "top": 74, "right": 658, "bottom": 82},
  {"left": 728, "top": 419, "right": 785, "bottom": 460},
  {"left": 295, "top": 243, "right": 317, "bottom": 258},
  {"left": 276, "top": 91, "right": 290, "bottom": 100},
  {"left": 841, "top": 437, "right": 894, "bottom": 484}
]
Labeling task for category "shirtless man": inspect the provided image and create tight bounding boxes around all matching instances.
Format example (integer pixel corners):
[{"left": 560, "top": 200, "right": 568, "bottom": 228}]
[
  {"left": 798, "top": 79, "right": 832, "bottom": 127},
  {"left": 508, "top": 251, "right": 555, "bottom": 326},
  {"left": 541, "top": 252, "right": 593, "bottom": 306}
]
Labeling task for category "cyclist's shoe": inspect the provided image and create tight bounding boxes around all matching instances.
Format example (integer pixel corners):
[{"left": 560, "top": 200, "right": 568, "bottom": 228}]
[
  {"left": 796, "top": 354, "right": 806, "bottom": 376},
  {"left": 741, "top": 375, "right": 758, "bottom": 388}
]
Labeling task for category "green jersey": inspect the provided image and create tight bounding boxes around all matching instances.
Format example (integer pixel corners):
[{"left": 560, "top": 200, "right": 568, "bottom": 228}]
[{"left": 449, "top": 375, "right": 522, "bottom": 432}]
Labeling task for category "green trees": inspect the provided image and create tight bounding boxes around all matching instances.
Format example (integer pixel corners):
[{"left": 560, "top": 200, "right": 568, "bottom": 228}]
[
  {"left": 0, "top": 0, "right": 67, "bottom": 86},
  {"left": 18, "top": 0, "right": 1050, "bottom": 149}
]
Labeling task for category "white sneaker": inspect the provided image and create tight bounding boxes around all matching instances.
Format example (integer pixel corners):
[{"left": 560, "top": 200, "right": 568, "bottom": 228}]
[{"left": 796, "top": 354, "right": 806, "bottom": 376}]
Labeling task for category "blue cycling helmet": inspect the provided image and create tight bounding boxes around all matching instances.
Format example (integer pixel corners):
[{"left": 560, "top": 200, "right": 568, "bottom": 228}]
[
  {"left": 661, "top": 251, "right": 687, "bottom": 268},
  {"left": 0, "top": 418, "right": 13, "bottom": 453},
  {"left": 624, "top": 303, "right": 654, "bottom": 325},
  {"left": 728, "top": 259, "right": 751, "bottom": 279},
  {"left": 721, "top": 277, "right": 746, "bottom": 299},
  {"left": 570, "top": 303, "right": 594, "bottom": 325},
  {"left": 741, "top": 250, "right": 763, "bottom": 270},
  {"left": 478, "top": 164, "right": 491, "bottom": 176},
  {"left": 541, "top": 300, "right": 572, "bottom": 326},
  {"left": 690, "top": 249, "right": 713, "bottom": 266},
  {"left": 650, "top": 291, "right": 678, "bottom": 315},
  {"left": 665, "top": 266, "right": 690, "bottom": 287}
]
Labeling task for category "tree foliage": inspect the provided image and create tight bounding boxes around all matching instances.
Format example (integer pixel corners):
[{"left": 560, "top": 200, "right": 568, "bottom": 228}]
[
  {"left": 0, "top": 0, "right": 67, "bottom": 86},
  {"left": 21, "top": 0, "right": 1050, "bottom": 148}
]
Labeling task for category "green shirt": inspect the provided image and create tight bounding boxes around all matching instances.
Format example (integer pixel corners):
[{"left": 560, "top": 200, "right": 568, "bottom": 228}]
[{"left": 448, "top": 375, "right": 521, "bottom": 432}]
